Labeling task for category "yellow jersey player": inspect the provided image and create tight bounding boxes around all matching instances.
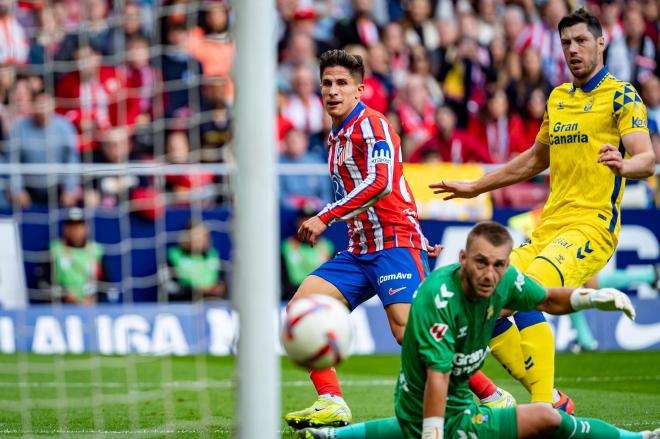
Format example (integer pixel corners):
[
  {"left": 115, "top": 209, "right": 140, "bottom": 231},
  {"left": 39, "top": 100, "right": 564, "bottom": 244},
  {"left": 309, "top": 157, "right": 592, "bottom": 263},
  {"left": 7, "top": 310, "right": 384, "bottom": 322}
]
[{"left": 429, "top": 7, "right": 656, "bottom": 411}]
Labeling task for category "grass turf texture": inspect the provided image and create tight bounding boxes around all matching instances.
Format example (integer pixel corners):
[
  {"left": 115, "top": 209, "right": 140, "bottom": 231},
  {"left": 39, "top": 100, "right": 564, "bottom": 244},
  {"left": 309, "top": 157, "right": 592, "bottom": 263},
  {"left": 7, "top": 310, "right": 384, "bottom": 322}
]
[{"left": 0, "top": 352, "right": 657, "bottom": 437}]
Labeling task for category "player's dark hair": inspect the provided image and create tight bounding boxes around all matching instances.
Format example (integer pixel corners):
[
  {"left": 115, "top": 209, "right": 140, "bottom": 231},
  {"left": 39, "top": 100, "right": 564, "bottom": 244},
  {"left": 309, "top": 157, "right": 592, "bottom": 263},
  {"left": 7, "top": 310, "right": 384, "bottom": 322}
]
[
  {"left": 466, "top": 222, "right": 513, "bottom": 251},
  {"left": 558, "top": 7, "right": 602, "bottom": 39},
  {"left": 319, "top": 49, "right": 365, "bottom": 83}
]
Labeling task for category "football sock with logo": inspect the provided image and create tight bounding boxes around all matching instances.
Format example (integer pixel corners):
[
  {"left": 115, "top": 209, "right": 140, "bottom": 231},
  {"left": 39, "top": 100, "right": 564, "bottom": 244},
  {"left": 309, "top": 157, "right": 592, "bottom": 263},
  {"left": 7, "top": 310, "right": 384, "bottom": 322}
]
[
  {"left": 329, "top": 417, "right": 402, "bottom": 439},
  {"left": 310, "top": 368, "right": 343, "bottom": 397},
  {"left": 488, "top": 318, "right": 530, "bottom": 391},
  {"left": 568, "top": 311, "right": 597, "bottom": 349},
  {"left": 551, "top": 411, "right": 642, "bottom": 438},
  {"left": 515, "top": 311, "right": 555, "bottom": 403},
  {"left": 468, "top": 371, "right": 498, "bottom": 400}
]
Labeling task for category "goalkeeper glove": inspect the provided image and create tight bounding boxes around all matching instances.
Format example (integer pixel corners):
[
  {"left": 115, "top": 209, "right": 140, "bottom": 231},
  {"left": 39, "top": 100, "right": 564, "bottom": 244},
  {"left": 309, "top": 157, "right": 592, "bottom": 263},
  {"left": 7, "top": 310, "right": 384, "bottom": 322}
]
[
  {"left": 570, "top": 288, "right": 636, "bottom": 320},
  {"left": 422, "top": 417, "right": 444, "bottom": 439}
]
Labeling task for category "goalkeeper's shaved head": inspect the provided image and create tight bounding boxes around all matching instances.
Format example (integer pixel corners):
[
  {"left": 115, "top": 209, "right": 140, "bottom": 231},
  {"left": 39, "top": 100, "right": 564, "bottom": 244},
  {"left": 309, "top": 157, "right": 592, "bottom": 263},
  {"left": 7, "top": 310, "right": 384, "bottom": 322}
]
[{"left": 466, "top": 222, "right": 513, "bottom": 252}]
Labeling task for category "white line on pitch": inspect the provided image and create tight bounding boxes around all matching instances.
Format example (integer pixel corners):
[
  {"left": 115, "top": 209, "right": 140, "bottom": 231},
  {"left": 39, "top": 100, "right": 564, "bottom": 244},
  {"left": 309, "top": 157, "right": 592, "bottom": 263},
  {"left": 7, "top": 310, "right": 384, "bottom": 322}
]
[{"left": 0, "top": 375, "right": 657, "bottom": 390}]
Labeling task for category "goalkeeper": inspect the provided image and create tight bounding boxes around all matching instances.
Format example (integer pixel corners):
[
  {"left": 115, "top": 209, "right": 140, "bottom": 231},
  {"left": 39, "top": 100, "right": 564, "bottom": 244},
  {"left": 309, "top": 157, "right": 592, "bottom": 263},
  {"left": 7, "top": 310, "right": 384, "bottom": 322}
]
[{"left": 300, "top": 222, "right": 658, "bottom": 439}]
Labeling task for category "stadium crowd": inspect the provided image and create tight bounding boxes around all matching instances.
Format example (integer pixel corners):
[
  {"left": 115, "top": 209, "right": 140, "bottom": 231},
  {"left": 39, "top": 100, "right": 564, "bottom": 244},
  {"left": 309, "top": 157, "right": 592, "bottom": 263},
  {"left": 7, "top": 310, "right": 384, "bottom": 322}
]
[{"left": 0, "top": 0, "right": 656, "bottom": 212}]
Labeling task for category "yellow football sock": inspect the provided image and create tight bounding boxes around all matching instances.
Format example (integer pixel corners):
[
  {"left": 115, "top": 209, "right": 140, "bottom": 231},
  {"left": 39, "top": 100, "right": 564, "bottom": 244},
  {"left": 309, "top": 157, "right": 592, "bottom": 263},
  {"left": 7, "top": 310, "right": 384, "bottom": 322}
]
[
  {"left": 488, "top": 324, "right": 531, "bottom": 392},
  {"left": 519, "top": 321, "right": 555, "bottom": 403}
]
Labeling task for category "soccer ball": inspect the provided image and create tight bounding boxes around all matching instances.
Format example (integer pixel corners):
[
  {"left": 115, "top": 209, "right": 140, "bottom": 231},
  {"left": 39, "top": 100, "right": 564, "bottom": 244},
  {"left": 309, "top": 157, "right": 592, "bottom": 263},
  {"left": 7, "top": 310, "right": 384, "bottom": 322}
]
[{"left": 281, "top": 295, "right": 353, "bottom": 370}]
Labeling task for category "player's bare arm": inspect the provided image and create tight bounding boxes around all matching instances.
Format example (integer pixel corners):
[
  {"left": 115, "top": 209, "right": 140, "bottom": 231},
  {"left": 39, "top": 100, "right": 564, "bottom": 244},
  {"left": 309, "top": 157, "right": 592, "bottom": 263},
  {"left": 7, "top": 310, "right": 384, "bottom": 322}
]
[
  {"left": 297, "top": 216, "right": 328, "bottom": 246},
  {"left": 597, "top": 132, "right": 655, "bottom": 178},
  {"left": 536, "top": 286, "right": 636, "bottom": 320},
  {"left": 422, "top": 369, "right": 449, "bottom": 439},
  {"left": 429, "top": 140, "right": 550, "bottom": 200}
]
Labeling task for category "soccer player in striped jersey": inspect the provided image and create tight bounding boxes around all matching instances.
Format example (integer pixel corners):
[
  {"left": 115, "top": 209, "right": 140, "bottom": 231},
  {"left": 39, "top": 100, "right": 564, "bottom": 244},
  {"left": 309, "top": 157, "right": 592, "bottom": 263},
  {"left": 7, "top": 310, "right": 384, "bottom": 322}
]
[{"left": 285, "top": 49, "right": 441, "bottom": 429}]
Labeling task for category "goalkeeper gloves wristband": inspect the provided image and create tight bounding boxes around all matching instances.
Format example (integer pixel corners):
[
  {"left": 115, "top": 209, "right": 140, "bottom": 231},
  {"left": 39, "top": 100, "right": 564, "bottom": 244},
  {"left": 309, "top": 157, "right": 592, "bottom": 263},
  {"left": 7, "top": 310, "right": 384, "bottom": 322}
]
[
  {"left": 422, "top": 417, "right": 444, "bottom": 439},
  {"left": 570, "top": 288, "right": 636, "bottom": 320}
]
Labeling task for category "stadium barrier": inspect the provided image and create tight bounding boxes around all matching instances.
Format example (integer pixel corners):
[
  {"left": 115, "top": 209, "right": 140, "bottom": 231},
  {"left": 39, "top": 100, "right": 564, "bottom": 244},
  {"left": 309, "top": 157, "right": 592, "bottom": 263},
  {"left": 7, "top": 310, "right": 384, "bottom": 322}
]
[{"left": 0, "top": 297, "right": 658, "bottom": 355}]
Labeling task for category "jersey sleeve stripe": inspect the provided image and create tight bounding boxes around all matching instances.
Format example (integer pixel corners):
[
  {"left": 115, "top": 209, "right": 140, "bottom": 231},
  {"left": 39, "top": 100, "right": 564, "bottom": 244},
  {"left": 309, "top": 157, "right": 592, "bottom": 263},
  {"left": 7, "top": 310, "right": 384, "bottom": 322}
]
[{"left": 608, "top": 143, "right": 626, "bottom": 233}]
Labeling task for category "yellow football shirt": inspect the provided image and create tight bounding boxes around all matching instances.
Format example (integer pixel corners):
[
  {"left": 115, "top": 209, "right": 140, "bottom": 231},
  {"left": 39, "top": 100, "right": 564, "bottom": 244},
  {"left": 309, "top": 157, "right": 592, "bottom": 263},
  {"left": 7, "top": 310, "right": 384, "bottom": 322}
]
[{"left": 535, "top": 66, "right": 649, "bottom": 240}]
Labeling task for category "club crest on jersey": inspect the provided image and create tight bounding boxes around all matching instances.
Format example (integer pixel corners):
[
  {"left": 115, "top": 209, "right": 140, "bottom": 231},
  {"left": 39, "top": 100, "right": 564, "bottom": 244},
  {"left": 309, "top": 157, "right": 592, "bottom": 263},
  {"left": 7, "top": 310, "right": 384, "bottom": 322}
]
[
  {"left": 584, "top": 97, "right": 594, "bottom": 112},
  {"left": 371, "top": 140, "right": 392, "bottom": 164},
  {"left": 336, "top": 144, "right": 350, "bottom": 166}
]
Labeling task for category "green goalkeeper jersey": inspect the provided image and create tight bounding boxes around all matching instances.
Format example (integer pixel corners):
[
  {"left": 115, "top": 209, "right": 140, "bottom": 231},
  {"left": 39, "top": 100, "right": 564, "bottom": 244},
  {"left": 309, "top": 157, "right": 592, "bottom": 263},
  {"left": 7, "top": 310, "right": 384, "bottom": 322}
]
[{"left": 394, "top": 263, "right": 546, "bottom": 423}]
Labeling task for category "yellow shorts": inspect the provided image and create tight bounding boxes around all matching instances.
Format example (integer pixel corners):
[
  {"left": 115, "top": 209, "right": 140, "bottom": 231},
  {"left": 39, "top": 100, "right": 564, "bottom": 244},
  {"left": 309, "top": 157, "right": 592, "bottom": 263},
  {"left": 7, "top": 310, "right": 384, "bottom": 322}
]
[{"left": 511, "top": 223, "right": 615, "bottom": 288}]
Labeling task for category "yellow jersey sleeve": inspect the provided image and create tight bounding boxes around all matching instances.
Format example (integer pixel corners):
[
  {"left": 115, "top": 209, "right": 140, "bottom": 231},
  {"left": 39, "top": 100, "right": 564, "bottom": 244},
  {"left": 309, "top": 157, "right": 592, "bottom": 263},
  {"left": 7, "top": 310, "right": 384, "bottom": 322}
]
[
  {"left": 613, "top": 83, "right": 649, "bottom": 137},
  {"left": 536, "top": 107, "right": 550, "bottom": 145}
]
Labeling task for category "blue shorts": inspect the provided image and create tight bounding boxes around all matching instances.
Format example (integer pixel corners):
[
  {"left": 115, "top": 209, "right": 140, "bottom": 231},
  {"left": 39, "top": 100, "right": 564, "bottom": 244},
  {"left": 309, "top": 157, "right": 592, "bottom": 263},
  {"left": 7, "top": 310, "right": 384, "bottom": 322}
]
[{"left": 312, "top": 247, "right": 429, "bottom": 311}]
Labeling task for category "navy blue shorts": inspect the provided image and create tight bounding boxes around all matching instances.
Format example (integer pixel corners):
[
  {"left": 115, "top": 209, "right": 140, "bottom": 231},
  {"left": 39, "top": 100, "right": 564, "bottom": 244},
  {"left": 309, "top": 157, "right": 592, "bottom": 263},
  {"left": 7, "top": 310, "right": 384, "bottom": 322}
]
[{"left": 311, "top": 247, "right": 429, "bottom": 311}]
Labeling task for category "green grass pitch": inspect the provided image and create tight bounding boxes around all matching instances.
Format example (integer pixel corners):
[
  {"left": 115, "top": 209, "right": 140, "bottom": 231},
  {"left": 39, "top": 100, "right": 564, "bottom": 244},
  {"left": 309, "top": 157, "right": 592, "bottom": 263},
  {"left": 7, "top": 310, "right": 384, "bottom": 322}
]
[{"left": 0, "top": 351, "right": 657, "bottom": 437}]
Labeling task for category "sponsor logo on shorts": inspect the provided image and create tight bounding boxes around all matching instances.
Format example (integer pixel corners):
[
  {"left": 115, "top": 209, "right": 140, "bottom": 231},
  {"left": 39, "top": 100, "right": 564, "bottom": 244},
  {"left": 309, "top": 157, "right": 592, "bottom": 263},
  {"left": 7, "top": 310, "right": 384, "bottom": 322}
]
[
  {"left": 378, "top": 272, "right": 412, "bottom": 285},
  {"left": 388, "top": 286, "right": 407, "bottom": 295}
]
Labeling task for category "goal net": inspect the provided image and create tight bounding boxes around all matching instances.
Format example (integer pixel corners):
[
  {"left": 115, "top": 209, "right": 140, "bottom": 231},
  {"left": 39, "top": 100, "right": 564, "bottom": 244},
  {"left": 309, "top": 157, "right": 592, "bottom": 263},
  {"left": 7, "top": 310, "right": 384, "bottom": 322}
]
[{"left": 0, "top": 0, "right": 281, "bottom": 436}]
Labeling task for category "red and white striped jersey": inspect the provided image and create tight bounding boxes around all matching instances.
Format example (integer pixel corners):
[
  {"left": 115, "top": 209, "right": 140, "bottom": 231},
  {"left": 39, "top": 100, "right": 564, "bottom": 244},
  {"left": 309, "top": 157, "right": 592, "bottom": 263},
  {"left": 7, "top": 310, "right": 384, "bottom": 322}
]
[{"left": 317, "top": 101, "right": 427, "bottom": 254}]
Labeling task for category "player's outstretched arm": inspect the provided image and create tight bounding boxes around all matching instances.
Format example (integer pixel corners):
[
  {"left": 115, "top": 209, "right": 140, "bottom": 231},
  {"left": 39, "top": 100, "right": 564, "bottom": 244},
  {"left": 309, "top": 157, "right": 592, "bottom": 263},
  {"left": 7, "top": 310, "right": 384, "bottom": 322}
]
[
  {"left": 597, "top": 131, "right": 655, "bottom": 179},
  {"left": 537, "top": 287, "right": 636, "bottom": 320},
  {"left": 429, "top": 140, "right": 550, "bottom": 200},
  {"left": 422, "top": 369, "right": 449, "bottom": 439}
]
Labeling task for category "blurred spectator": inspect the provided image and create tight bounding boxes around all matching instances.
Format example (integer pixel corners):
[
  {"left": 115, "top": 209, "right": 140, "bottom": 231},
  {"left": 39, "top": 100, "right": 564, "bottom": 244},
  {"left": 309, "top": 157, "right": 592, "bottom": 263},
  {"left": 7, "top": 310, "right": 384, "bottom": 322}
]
[
  {"left": 506, "top": 46, "right": 552, "bottom": 115},
  {"left": 188, "top": 2, "right": 235, "bottom": 82},
  {"left": 41, "top": 208, "right": 104, "bottom": 305},
  {"left": 278, "top": 127, "right": 331, "bottom": 211},
  {"left": 164, "top": 130, "right": 215, "bottom": 206},
  {"left": 160, "top": 22, "right": 204, "bottom": 119},
  {"left": 118, "top": 35, "right": 157, "bottom": 127},
  {"left": 596, "top": 0, "right": 624, "bottom": 46},
  {"left": 55, "top": 0, "right": 120, "bottom": 61},
  {"left": 475, "top": 0, "right": 499, "bottom": 47},
  {"left": 55, "top": 43, "right": 124, "bottom": 152},
  {"left": 502, "top": 4, "right": 529, "bottom": 54},
  {"left": 409, "top": 45, "right": 443, "bottom": 104},
  {"left": 0, "top": 0, "right": 28, "bottom": 64},
  {"left": 166, "top": 220, "right": 226, "bottom": 301},
  {"left": 381, "top": 21, "right": 410, "bottom": 85},
  {"left": 537, "top": 0, "right": 570, "bottom": 87},
  {"left": 397, "top": 73, "right": 437, "bottom": 151},
  {"left": 0, "top": 64, "right": 14, "bottom": 140},
  {"left": 607, "top": 6, "right": 656, "bottom": 87},
  {"left": 8, "top": 90, "right": 79, "bottom": 208},
  {"left": 402, "top": 0, "right": 440, "bottom": 52},
  {"left": 280, "top": 204, "right": 334, "bottom": 300},
  {"left": 278, "top": 30, "right": 320, "bottom": 87},
  {"left": 122, "top": 2, "right": 148, "bottom": 42},
  {"left": 521, "top": 87, "right": 547, "bottom": 148},
  {"left": 468, "top": 88, "right": 528, "bottom": 164},
  {"left": 276, "top": 80, "right": 295, "bottom": 145},
  {"left": 199, "top": 76, "right": 232, "bottom": 163},
  {"left": 408, "top": 104, "right": 489, "bottom": 163},
  {"left": 11, "top": 75, "right": 32, "bottom": 119},
  {"left": 333, "top": 0, "right": 380, "bottom": 48},
  {"left": 641, "top": 75, "right": 660, "bottom": 134},
  {"left": 282, "top": 64, "right": 325, "bottom": 141},
  {"left": 441, "top": 33, "right": 494, "bottom": 126},
  {"left": 361, "top": 42, "right": 394, "bottom": 114},
  {"left": 84, "top": 127, "right": 140, "bottom": 208},
  {"left": 27, "top": 4, "right": 67, "bottom": 68}
]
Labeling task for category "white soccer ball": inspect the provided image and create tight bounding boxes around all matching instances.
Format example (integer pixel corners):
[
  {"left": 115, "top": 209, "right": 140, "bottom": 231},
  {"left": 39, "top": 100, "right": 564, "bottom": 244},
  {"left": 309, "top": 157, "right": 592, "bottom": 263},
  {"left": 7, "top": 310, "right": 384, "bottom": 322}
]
[{"left": 281, "top": 295, "right": 353, "bottom": 370}]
